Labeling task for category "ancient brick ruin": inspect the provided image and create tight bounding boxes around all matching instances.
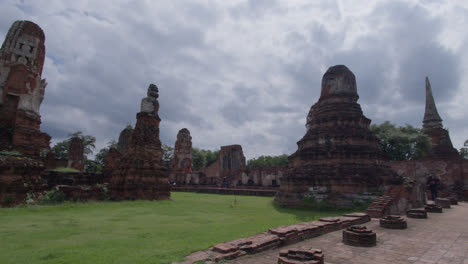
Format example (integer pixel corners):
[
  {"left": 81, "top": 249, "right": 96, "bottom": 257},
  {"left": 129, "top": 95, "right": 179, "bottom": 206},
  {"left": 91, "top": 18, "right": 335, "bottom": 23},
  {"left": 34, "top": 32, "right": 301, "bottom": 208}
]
[
  {"left": 389, "top": 77, "right": 468, "bottom": 201},
  {"left": 67, "top": 136, "right": 84, "bottom": 172},
  {"left": 406, "top": 209, "right": 427, "bottom": 219},
  {"left": 169, "top": 128, "right": 192, "bottom": 184},
  {"left": 424, "top": 204, "right": 443, "bottom": 213},
  {"left": 342, "top": 226, "right": 376, "bottom": 247},
  {"left": 109, "top": 84, "right": 170, "bottom": 200},
  {"left": 379, "top": 215, "right": 407, "bottom": 229},
  {"left": 0, "top": 20, "right": 50, "bottom": 156},
  {"left": 278, "top": 248, "right": 324, "bottom": 264},
  {"left": 117, "top": 126, "right": 133, "bottom": 154},
  {"left": 184, "top": 212, "right": 370, "bottom": 263},
  {"left": 435, "top": 197, "right": 451, "bottom": 208},
  {"left": 0, "top": 21, "right": 50, "bottom": 206},
  {"left": 276, "top": 65, "right": 401, "bottom": 208}
]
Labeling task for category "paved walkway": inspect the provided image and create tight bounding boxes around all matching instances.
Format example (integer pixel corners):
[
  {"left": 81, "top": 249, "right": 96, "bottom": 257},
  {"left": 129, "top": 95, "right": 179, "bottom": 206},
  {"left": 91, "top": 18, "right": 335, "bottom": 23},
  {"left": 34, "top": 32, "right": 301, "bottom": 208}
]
[{"left": 229, "top": 202, "right": 468, "bottom": 264}]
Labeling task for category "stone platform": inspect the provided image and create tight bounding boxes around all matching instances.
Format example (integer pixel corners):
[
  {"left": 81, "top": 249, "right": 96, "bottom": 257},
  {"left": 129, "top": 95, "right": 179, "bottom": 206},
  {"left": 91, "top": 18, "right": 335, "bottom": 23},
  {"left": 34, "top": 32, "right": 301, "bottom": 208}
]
[{"left": 222, "top": 202, "right": 467, "bottom": 264}]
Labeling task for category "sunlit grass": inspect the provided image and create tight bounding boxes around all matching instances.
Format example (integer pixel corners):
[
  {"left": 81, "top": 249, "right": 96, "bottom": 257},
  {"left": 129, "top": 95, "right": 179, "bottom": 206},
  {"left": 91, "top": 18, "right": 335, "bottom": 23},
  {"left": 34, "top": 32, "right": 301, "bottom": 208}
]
[{"left": 0, "top": 192, "right": 359, "bottom": 264}]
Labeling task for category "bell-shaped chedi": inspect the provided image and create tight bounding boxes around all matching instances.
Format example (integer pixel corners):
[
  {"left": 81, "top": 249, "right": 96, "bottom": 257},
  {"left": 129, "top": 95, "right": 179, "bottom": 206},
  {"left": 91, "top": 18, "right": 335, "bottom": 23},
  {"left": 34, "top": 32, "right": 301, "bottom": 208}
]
[
  {"left": 169, "top": 128, "right": 192, "bottom": 184},
  {"left": 109, "top": 84, "right": 170, "bottom": 200},
  {"left": 422, "top": 77, "right": 459, "bottom": 159},
  {"left": 276, "top": 65, "right": 400, "bottom": 208},
  {"left": 0, "top": 20, "right": 50, "bottom": 156}
]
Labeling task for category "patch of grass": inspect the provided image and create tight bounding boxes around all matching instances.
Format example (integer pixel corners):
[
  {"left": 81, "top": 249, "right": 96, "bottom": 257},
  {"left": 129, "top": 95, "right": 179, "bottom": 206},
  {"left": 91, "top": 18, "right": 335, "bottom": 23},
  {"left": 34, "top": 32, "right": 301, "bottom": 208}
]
[
  {"left": 0, "top": 150, "right": 22, "bottom": 156},
  {"left": 48, "top": 167, "right": 80, "bottom": 173},
  {"left": 0, "top": 192, "right": 362, "bottom": 264}
]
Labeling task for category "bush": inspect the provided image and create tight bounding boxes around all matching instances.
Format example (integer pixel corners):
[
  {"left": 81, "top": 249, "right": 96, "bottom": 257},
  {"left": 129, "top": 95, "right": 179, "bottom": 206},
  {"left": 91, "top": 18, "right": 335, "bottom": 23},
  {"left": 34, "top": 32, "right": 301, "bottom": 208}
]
[{"left": 37, "top": 188, "right": 66, "bottom": 205}]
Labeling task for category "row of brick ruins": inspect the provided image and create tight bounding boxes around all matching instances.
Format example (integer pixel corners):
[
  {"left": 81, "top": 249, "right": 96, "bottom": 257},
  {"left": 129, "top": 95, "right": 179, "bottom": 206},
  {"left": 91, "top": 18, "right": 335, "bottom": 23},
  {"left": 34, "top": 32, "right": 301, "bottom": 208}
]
[{"left": 1, "top": 20, "right": 467, "bottom": 208}]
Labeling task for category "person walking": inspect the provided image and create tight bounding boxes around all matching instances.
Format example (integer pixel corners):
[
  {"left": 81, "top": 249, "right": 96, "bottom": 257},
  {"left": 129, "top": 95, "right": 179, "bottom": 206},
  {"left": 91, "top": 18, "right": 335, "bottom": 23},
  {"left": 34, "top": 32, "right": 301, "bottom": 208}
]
[{"left": 427, "top": 176, "right": 440, "bottom": 201}]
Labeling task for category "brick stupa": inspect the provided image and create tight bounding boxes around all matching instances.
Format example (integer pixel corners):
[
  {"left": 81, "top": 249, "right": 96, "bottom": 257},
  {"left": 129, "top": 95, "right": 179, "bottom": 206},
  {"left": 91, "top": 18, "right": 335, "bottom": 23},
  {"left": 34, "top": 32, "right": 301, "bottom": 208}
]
[
  {"left": 276, "top": 65, "right": 400, "bottom": 208},
  {"left": 422, "top": 77, "right": 459, "bottom": 159},
  {"left": 109, "top": 84, "right": 170, "bottom": 200}
]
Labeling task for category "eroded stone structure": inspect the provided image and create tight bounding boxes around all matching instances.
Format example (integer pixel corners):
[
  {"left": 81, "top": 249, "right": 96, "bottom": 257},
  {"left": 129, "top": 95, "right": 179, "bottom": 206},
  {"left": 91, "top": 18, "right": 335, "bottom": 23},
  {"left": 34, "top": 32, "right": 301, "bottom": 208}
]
[
  {"left": 278, "top": 248, "right": 324, "bottom": 264},
  {"left": 389, "top": 77, "right": 468, "bottom": 201},
  {"left": 117, "top": 126, "right": 133, "bottom": 154},
  {"left": 342, "top": 226, "right": 376, "bottom": 247},
  {"left": 423, "top": 77, "right": 459, "bottom": 159},
  {"left": 169, "top": 128, "right": 192, "bottom": 184},
  {"left": 109, "top": 84, "right": 170, "bottom": 200},
  {"left": 219, "top": 144, "right": 246, "bottom": 185},
  {"left": 406, "top": 209, "right": 427, "bottom": 219},
  {"left": 276, "top": 65, "right": 400, "bottom": 208},
  {"left": 0, "top": 20, "right": 50, "bottom": 156},
  {"left": 0, "top": 21, "right": 50, "bottom": 206},
  {"left": 379, "top": 215, "right": 407, "bottom": 229},
  {"left": 67, "top": 136, "right": 84, "bottom": 172}
]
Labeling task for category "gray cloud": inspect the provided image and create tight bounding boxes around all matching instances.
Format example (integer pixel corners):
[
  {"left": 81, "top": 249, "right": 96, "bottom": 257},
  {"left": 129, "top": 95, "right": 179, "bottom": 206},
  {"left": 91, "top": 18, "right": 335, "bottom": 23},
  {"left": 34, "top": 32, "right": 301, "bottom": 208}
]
[{"left": 1, "top": 0, "right": 467, "bottom": 159}]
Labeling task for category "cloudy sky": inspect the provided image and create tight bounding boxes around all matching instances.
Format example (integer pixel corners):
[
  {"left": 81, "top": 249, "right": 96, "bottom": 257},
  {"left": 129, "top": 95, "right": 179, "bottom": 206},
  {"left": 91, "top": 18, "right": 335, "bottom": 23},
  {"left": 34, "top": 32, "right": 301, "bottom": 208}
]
[{"left": 1, "top": 0, "right": 467, "bottom": 159}]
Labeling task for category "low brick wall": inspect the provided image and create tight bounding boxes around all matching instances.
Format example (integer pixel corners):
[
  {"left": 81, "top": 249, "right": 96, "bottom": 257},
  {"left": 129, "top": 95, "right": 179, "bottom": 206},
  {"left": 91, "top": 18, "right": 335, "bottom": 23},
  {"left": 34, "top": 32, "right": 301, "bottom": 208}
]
[{"left": 171, "top": 187, "right": 278, "bottom": 197}]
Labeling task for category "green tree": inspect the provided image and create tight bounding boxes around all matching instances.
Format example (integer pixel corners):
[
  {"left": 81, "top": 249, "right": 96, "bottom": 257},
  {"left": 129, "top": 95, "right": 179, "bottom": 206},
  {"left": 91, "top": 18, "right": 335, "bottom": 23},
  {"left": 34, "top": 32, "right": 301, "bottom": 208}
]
[
  {"left": 94, "top": 140, "right": 118, "bottom": 166},
  {"left": 51, "top": 131, "right": 97, "bottom": 160},
  {"left": 370, "top": 121, "right": 431, "bottom": 161},
  {"left": 51, "top": 140, "right": 68, "bottom": 159},
  {"left": 162, "top": 144, "right": 174, "bottom": 162},
  {"left": 460, "top": 139, "right": 468, "bottom": 159},
  {"left": 192, "top": 147, "right": 206, "bottom": 171},
  {"left": 247, "top": 154, "right": 288, "bottom": 168}
]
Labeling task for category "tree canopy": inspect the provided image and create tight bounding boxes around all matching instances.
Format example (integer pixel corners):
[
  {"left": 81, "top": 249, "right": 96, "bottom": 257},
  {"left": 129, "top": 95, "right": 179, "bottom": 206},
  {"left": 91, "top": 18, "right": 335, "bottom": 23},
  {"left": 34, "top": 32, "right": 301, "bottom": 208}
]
[
  {"left": 247, "top": 154, "right": 288, "bottom": 168},
  {"left": 94, "top": 140, "right": 118, "bottom": 166},
  {"left": 191, "top": 148, "right": 219, "bottom": 171},
  {"left": 460, "top": 139, "right": 468, "bottom": 159},
  {"left": 370, "top": 121, "right": 431, "bottom": 161},
  {"left": 51, "top": 131, "right": 96, "bottom": 160}
]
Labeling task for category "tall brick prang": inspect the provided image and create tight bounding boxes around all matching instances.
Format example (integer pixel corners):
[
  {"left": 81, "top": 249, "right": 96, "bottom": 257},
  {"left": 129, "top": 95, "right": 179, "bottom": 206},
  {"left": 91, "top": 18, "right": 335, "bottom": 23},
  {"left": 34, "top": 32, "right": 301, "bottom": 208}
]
[{"left": 0, "top": 20, "right": 50, "bottom": 156}]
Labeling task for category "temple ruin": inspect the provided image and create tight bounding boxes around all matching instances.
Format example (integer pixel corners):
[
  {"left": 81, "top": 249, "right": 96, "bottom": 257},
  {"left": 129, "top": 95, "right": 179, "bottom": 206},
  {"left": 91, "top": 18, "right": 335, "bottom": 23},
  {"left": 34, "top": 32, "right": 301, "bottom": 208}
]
[
  {"left": 109, "top": 84, "right": 170, "bottom": 200},
  {"left": 0, "top": 21, "right": 50, "bottom": 206},
  {"left": 169, "top": 128, "right": 192, "bottom": 184},
  {"left": 67, "top": 136, "right": 84, "bottom": 172},
  {"left": 275, "top": 65, "right": 401, "bottom": 208},
  {"left": 0, "top": 20, "right": 50, "bottom": 156},
  {"left": 389, "top": 77, "right": 468, "bottom": 200}
]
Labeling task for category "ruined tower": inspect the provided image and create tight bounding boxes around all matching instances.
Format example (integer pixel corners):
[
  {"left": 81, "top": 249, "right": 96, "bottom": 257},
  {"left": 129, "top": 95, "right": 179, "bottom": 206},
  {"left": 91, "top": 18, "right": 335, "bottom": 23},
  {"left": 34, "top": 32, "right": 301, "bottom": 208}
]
[
  {"left": 0, "top": 20, "right": 50, "bottom": 156},
  {"left": 109, "top": 84, "right": 170, "bottom": 200},
  {"left": 422, "top": 77, "right": 459, "bottom": 159},
  {"left": 67, "top": 137, "right": 84, "bottom": 172},
  {"left": 169, "top": 128, "right": 192, "bottom": 184},
  {"left": 276, "top": 65, "right": 400, "bottom": 208}
]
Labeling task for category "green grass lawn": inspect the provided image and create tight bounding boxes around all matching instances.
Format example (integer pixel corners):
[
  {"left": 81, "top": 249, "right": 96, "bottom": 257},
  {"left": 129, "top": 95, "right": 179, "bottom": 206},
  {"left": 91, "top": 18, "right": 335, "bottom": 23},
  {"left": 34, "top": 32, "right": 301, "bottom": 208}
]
[{"left": 0, "top": 192, "right": 360, "bottom": 264}]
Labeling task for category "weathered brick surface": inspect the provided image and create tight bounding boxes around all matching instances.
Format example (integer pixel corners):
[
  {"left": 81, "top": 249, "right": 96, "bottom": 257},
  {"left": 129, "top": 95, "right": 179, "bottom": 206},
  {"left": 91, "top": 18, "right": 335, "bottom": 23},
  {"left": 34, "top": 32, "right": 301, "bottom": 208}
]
[
  {"left": 169, "top": 128, "right": 192, "bottom": 185},
  {"left": 67, "top": 136, "right": 84, "bottom": 172},
  {"left": 406, "top": 208, "right": 428, "bottom": 219},
  {"left": 342, "top": 226, "right": 376, "bottom": 247},
  {"left": 435, "top": 197, "right": 451, "bottom": 208},
  {"left": 425, "top": 204, "right": 443, "bottom": 213},
  {"left": 379, "top": 215, "right": 407, "bottom": 229},
  {"left": 278, "top": 248, "right": 324, "bottom": 264},
  {"left": 276, "top": 65, "right": 401, "bottom": 208},
  {"left": 0, "top": 20, "right": 50, "bottom": 156},
  {"left": 109, "top": 84, "right": 170, "bottom": 200},
  {"left": 181, "top": 213, "right": 370, "bottom": 263}
]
